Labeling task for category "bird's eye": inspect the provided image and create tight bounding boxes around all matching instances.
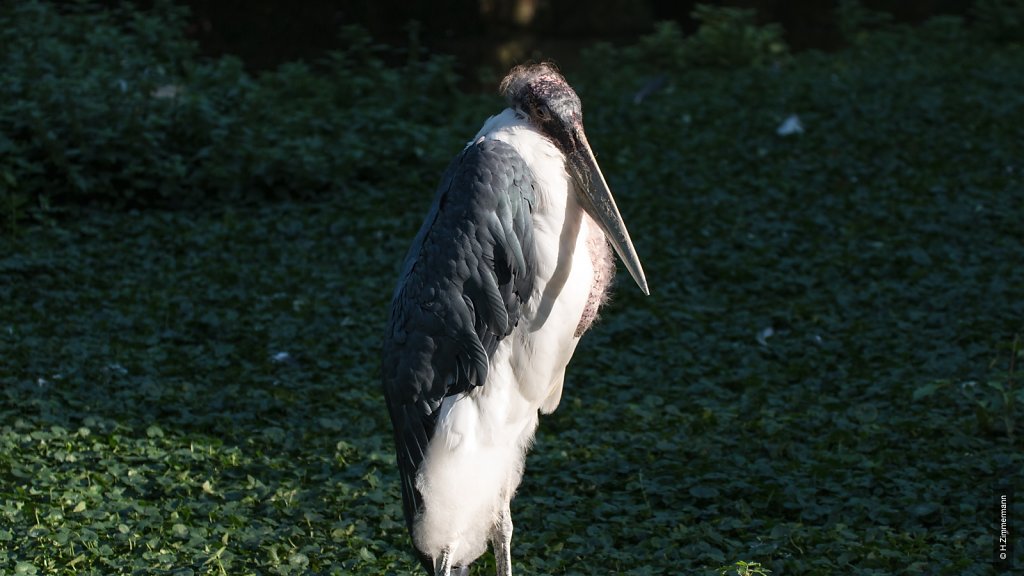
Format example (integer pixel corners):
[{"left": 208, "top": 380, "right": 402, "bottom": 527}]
[{"left": 536, "top": 104, "right": 551, "bottom": 120}]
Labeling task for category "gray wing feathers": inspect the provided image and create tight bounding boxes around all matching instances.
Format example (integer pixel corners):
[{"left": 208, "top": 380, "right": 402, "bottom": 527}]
[{"left": 381, "top": 139, "right": 537, "bottom": 541}]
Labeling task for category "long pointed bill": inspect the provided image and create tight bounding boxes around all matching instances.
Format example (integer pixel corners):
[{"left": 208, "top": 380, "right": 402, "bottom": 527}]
[{"left": 568, "top": 127, "right": 649, "bottom": 296}]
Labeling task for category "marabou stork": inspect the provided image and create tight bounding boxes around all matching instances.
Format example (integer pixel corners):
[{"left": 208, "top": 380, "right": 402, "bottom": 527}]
[{"left": 382, "top": 63, "right": 648, "bottom": 576}]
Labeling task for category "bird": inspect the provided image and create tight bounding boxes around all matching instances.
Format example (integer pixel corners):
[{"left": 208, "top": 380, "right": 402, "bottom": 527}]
[{"left": 382, "top": 62, "right": 648, "bottom": 576}]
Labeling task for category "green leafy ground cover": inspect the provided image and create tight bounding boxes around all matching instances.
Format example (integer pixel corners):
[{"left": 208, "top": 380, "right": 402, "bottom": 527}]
[{"left": 2, "top": 3, "right": 1023, "bottom": 575}]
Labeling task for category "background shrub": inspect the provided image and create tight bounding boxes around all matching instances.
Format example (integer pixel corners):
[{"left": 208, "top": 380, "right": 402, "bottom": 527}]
[
  {"left": 972, "top": 0, "right": 1024, "bottom": 44},
  {"left": 0, "top": 1, "right": 478, "bottom": 226},
  {"left": 0, "top": 1, "right": 195, "bottom": 213}
]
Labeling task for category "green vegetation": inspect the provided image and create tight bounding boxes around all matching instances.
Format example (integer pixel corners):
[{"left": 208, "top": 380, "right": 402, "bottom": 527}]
[
  {"left": 2, "top": 2, "right": 1022, "bottom": 574},
  {"left": 0, "top": 1, "right": 472, "bottom": 219}
]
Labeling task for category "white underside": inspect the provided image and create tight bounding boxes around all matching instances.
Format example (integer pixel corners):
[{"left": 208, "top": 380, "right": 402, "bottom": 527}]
[{"left": 413, "top": 109, "right": 601, "bottom": 567}]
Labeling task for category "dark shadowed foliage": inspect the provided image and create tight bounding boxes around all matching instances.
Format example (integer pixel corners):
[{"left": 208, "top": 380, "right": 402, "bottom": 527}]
[{"left": 1, "top": 1, "right": 1022, "bottom": 574}]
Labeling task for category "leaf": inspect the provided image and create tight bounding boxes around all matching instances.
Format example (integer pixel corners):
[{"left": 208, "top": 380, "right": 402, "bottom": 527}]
[
  {"left": 912, "top": 382, "right": 943, "bottom": 401},
  {"left": 171, "top": 523, "right": 189, "bottom": 539},
  {"left": 689, "top": 486, "right": 721, "bottom": 499}
]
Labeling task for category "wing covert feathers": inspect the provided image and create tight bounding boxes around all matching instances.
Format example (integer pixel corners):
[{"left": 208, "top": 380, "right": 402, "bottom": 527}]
[{"left": 381, "top": 139, "right": 537, "bottom": 539}]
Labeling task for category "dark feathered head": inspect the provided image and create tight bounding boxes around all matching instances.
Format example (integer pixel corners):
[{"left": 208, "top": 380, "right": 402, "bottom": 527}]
[{"left": 497, "top": 63, "right": 649, "bottom": 296}]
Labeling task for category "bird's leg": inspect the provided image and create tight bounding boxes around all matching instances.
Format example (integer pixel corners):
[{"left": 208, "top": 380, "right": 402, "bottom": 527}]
[
  {"left": 435, "top": 545, "right": 454, "bottom": 576},
  {"left": 492, "top": 501, "right": 514, "bottom": 576},
  {"left": 435, "top": 546, "right": 470, "bottom": 576}
]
